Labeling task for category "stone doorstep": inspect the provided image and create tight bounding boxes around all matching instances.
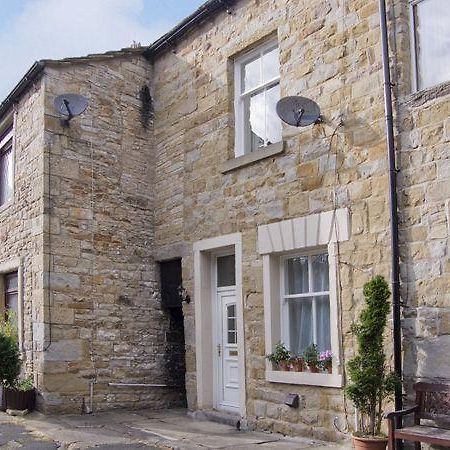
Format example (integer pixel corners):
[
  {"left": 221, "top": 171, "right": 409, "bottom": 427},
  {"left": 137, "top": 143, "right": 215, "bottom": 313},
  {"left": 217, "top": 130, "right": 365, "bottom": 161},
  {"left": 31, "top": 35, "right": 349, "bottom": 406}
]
[{"left": 188, "top": 409, "right": 242, "bottom": 429}]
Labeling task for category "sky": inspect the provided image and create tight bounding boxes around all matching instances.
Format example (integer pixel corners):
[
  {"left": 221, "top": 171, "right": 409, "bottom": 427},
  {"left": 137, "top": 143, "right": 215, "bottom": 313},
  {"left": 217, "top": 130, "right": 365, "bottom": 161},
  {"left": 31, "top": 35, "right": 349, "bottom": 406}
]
[{"left": 0, "top": 0, "right": 206, "bottom": 101}]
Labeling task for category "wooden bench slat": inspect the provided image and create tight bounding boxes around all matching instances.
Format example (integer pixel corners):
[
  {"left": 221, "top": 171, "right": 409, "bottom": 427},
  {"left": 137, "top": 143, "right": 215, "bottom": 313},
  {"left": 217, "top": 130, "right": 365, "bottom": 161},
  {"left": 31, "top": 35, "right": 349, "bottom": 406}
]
[{"left": 394, "top": 425, "right": 450, "bottom": 446}]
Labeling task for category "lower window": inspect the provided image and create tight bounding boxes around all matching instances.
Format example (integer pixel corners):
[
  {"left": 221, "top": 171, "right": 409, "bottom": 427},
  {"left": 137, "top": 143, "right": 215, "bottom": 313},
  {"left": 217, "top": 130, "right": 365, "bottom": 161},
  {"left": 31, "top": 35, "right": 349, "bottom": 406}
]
[{"left": 281, "top": 252, "right": 331, "bottom": 356}]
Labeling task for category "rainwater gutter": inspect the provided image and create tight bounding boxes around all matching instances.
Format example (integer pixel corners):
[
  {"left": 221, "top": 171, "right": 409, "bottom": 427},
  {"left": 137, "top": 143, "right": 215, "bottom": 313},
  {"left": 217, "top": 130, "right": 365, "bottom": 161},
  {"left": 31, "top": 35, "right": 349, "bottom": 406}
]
[{"left": 379, "top": 0, "right": 403, "bottom": 423}]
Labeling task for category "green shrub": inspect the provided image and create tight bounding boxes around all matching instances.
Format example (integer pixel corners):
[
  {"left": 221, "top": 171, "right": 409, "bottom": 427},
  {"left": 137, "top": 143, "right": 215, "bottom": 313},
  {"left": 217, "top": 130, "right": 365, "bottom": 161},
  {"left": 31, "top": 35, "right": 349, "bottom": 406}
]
[
  {"left": 0, "top": 333, "right": 21, "bottom": 388},
  {"left": 16, "top": 377, "right": 34, "bottom": 392},
  {"left": 346, "top": 276, "right": 400, "bottom": 437}
]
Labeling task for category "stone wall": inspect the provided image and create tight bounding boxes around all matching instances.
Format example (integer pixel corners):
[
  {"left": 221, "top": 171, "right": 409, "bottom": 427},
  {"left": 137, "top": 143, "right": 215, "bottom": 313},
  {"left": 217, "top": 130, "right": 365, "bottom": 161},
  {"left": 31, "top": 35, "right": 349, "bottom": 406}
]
[
  {"left": 0, "top": 79, "right": 46, "bottom": 382},
  {"left": 38, "top": 56, "right": 184, "bottom": 413},
  {"left": 393, "top": 2, "right": 450, "bottom": 400},
  {"left": 152, "top": 0, "right": 401, "bottom": 441}
]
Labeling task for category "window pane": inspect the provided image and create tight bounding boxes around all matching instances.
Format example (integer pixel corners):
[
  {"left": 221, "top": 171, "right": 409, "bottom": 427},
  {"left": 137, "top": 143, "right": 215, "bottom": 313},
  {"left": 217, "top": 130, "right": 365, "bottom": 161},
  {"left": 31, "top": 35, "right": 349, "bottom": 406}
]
[
  {"left": 286, "top": 256, "right": 309, "bottom": 294},
  {"left": 243, "top": 54, "right": 261, "bottom": 92},
  {"left": 248, "top": 90, "right": 266, "bottom": 151},
  {"left": 312, "top": 253, "right": 329, "bottom": 292},
  {"left": 5, "top": 293, "right": 18, "bottom": 318},
  {"left": 217, "top": 255, "right": 235, "bottom": 287},
  {"left": 414, "top": 0, "right": 450, "bottom": 89},
  {"left": 228, "top": 331, "right": 237, "bottom": 344},
  {"left": 315, "top": 295, "right": 331, "bottom": 352},
  {"left": 288, "top": 298, "right": 313, "bottom": 355},
  {"left": 0, "top": 144, "right": 13, "bottom": 206},
  {"left": 5, "top": 273, "right": 18, "bottom": 292},
  {"left": 265, "top": 84, "right": 282, "bottom": 146},
  {"left": 262, "top": 46, "right": 280, "bottom": 82}
]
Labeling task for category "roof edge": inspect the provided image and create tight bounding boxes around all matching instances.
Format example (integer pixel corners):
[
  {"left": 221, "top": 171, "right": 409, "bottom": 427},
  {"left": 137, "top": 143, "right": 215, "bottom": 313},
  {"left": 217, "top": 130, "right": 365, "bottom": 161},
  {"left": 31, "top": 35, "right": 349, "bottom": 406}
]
[
  {"left": 0, "top": 61, "right": 45, "bottom": 120},
  {"left": 144, "top": 0, "right": 234, "bottom": 58}
]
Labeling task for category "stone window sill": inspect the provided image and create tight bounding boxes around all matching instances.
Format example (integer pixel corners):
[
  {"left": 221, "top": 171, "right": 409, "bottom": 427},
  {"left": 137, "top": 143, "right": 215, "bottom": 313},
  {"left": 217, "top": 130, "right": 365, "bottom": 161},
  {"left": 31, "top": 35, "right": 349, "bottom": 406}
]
[
  {"left": 404, "top": 79, "right": 450, "bottom": 107},
  {"left": 220, "top": 142, "right": 284, "bottom": 173},
  {"left": 266, "top": 370, "right": 343, "bottom": 388}
]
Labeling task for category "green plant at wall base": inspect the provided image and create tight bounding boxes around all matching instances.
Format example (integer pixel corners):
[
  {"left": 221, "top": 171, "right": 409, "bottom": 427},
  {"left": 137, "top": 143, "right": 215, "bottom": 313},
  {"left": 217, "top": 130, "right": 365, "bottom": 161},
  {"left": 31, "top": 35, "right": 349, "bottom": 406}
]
[
  {"left": 303, "top": 343, "right": 319, "bottom": 368},
  {"left": 0, "top": 333, "right": 21, "bottom": 388},
  {"left": 266, "top": 341, "right": 290, "bottom": 365},
  {"left": 345, "top": 276, "right": 400, "bottom": 437},
  {"left": 15, "top": 377, "right": 34, "bottom": 392}
]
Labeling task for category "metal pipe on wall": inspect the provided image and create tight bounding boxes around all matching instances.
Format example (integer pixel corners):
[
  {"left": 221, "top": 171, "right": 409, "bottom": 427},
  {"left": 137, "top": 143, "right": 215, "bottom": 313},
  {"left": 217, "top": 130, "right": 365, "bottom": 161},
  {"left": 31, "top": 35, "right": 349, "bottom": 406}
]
[{"left": 378, "top": 0, "right": 403, "bottom": 442}]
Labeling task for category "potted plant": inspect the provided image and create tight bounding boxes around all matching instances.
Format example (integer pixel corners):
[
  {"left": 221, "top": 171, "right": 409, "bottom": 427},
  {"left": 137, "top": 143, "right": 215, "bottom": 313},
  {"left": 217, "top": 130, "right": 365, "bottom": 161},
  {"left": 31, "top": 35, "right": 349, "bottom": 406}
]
[
  {"left": 319, "top": 350, "right": 333, "bottom": 374},
  {"left": 303, "top": 343, "right": 320, "bottom": 372},
  {"left": 0, "top": 313, "right": 36, "bottom": 413},
  {"left": 5, "top": 378, "right": 36, "bottom": 412},
  {"left": 266, "top": 341, "right": 291, "bottom": 371},
  {"left": 0, "top": 330, "right": 21, "bottom": 412},
  {"left": 290, "top": 355, "right": 305, "bottom": 372},
  {"left": 346, "top": 276, "right": 400, "bottom": 450}
]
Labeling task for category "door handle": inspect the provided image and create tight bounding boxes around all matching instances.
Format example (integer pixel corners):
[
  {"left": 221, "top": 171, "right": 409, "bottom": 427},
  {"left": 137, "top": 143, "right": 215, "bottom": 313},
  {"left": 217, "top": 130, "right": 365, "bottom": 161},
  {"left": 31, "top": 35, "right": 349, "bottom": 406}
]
[{"left": 217, "top": 344, "right": 221, "bottom": 356}]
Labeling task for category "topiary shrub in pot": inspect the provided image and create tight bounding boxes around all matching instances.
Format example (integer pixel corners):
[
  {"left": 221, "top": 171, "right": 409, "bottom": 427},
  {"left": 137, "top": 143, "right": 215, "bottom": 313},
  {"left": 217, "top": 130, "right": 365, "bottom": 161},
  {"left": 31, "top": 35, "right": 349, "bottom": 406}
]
[{"left": 346, "top": 276, "right": 400, "bottom": 450}]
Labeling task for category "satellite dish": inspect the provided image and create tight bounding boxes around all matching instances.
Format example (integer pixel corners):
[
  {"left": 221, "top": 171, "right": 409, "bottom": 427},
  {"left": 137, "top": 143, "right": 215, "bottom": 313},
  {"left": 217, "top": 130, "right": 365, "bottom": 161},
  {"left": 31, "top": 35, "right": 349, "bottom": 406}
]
[
  {"left": 276, "top": 96, "right": 322, "bottom": 127},
  {"left": 53, "top": 94, "right": 88, "bottom": 121}
]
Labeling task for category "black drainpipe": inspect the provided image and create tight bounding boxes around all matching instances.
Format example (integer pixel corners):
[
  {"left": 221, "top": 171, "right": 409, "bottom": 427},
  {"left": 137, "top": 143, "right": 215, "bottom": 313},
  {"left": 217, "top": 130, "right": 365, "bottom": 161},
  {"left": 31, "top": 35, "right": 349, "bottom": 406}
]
[{"left": 378, "top": 0, "right": 403, "bottom": 430}]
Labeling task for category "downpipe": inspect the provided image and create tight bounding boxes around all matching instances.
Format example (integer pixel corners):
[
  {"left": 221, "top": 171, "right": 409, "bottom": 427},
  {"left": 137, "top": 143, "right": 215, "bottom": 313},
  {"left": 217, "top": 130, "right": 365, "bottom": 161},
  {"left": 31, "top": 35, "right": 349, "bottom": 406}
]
[{"left": 378, "top": 0, "right": 403, "bottom": 447}]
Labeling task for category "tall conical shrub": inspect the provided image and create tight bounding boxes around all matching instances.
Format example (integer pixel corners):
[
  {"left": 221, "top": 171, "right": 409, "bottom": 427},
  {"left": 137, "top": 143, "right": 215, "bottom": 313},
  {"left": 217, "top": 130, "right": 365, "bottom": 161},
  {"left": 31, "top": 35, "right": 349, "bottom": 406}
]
[{"left": 346, "top": 275, "right": 400, "bottom": 436}]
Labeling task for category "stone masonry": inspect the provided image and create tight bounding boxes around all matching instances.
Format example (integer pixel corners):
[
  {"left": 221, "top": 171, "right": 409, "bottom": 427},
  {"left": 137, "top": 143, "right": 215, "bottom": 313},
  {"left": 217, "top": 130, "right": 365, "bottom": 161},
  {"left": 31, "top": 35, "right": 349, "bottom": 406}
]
[{"left": 0, "top": 0, "right": 448, "bottom": 443}]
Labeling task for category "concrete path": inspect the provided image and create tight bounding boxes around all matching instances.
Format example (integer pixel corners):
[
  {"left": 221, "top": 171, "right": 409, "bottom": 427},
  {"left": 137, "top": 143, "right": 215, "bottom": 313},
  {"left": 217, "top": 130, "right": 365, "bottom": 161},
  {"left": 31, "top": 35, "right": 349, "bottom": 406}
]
[{"left": 0, "top": 409, "right": 349, "bottom": 449}]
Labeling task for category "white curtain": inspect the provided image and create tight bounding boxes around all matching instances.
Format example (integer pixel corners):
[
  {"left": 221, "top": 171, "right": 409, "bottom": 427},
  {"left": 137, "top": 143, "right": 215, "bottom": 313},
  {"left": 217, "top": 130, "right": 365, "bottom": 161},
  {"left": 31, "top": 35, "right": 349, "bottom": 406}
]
[
  {"left": 415, "top": 0, "right": 450, "bottom": 89},
  {"left": 289, "top": 299, "right": 313, "bottom": 355}
]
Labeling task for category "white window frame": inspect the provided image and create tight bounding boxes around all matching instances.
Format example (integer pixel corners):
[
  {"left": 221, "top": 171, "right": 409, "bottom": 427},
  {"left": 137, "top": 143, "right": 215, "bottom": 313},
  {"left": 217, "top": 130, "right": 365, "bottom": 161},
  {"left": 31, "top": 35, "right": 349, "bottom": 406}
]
[
  {"left": 234, "top": 40, "right": 281, "bottom": 157},
  {"left": 0, "top": 126, "right": 14, "bottom": 208},
  {"left": 280, "top": 248, "right": 330, "bottom": 353},
  {"left": 258, "top": 209, "right": 350, "bottom": 387},
  {"left": 409, "top": 0, "right": 449, "bottom": 92}
]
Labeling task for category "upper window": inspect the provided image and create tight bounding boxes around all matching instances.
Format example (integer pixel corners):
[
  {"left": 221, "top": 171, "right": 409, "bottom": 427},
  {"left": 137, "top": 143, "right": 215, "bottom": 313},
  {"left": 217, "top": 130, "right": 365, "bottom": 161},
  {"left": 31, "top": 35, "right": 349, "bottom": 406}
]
[
  {"left": 281, "top": 252, "right": 331, "bottom": 356},
  {"left": 234, "top": 41, "right": 282, "bottom": 156},
  {"left": 411, "top": 0, "right": 450, "bottom": 90},
  {"left": 0, "top": 126, "right": 14, "bottom": 207}
]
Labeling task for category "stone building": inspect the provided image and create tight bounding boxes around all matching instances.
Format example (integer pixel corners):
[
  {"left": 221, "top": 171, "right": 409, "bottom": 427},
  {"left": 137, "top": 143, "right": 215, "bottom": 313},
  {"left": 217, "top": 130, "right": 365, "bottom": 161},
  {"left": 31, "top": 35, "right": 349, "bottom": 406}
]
[{"left": 0, "top": 0, "right": 449, "bottom": 442}]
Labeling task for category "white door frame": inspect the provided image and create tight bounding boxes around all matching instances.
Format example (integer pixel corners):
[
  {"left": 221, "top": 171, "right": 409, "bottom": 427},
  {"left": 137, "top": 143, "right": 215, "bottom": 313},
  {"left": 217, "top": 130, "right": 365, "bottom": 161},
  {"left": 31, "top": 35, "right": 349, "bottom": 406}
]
[{"left": 193, "top": 233, "right": 246, "bottom": 418}]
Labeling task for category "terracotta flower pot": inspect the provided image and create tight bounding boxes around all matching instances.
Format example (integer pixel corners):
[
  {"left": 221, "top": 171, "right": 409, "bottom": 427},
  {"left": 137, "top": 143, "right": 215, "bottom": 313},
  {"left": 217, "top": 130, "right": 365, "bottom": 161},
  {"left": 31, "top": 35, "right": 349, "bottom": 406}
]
[
  {"left": 353, "top": 435, "right": 388, "bottom": 450},
  {"left": 308, "top": 364, "right": 319, "bottom": 373},
  {"left": 324, "top": 364, "right": 332, "bottom": 374},
  {"left": 291, "top": 359, "right": 304, "bottom": 372},
  {"left": 279, "top": 361, "right": 291, "bottom": 371}
]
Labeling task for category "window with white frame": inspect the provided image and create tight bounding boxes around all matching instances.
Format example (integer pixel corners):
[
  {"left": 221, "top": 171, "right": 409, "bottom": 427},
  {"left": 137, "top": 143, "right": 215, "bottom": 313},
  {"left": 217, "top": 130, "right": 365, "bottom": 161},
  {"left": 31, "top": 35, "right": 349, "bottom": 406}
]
[
  {"left": 259, "top": 209, "right": 350, "bottom": 387},
  {"left": 0, "top": 126, "right": 14, "bottom": 207},
  {"left": 234, "top": 41, "right": 282, "bottom": 155},
  {"left": 411, "top": 0, "right": 450, "bottom": 90},
  {"left": 281, "top": 251, "right": 331, "bottom": 356}
]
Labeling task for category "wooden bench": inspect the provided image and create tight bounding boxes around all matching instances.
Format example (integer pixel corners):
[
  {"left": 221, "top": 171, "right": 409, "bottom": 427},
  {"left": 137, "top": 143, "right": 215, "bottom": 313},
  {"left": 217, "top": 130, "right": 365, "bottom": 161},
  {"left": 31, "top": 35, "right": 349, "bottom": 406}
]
[{"left": 386, "top": 382, "right": 450, "bottom": 449}]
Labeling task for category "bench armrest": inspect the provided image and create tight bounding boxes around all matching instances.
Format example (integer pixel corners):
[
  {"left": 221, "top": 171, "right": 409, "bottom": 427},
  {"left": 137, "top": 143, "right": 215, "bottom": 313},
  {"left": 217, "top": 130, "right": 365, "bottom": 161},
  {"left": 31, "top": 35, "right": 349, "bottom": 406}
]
[{"left": 385, "top": 405, "right": 419, "bottom": 420}]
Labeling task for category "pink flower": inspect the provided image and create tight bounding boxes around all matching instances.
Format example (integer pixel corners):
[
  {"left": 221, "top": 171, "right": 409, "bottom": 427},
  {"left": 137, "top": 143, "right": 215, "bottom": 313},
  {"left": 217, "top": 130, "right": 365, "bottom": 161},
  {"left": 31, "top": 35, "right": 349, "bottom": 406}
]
[{"left": 319, "top": 350, "right": 332, "bottom": 361}]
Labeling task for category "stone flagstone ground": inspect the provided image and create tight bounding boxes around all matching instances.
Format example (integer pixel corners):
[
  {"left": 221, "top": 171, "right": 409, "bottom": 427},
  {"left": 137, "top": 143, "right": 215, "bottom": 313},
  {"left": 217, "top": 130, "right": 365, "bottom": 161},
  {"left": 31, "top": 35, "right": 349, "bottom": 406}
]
[{"left": 0, "top": 409, "right": 350, "bottom": 449}]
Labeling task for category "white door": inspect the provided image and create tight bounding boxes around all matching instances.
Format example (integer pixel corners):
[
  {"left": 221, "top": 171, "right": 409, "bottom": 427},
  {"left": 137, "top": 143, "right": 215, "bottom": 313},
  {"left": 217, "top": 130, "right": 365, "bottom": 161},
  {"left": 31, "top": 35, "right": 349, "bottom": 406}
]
[{"left": 217, "top": 288, "right": 240, "bottom": 411}]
